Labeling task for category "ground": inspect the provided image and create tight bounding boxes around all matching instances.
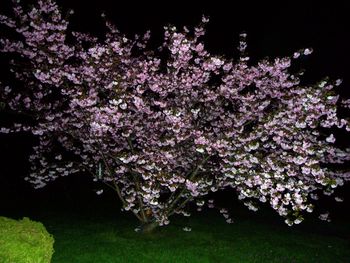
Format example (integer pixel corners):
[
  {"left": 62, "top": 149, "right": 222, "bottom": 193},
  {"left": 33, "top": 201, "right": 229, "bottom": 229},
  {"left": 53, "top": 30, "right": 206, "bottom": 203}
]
[{"left": 1, "top": 189, "right": 349, "bottom": 263}]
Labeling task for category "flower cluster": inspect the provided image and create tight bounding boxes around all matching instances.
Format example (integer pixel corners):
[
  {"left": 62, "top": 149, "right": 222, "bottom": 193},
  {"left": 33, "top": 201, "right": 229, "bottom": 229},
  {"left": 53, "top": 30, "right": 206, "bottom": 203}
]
[{"left": 1, "top": 0, "right": 349, "bottom": 227}]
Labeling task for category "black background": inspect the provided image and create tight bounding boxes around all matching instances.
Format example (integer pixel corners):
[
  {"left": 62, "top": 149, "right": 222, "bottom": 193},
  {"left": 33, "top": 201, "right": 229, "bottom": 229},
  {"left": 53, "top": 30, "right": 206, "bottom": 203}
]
[{"left": 0, "top": 0, "right": 349, "bottom": 219}]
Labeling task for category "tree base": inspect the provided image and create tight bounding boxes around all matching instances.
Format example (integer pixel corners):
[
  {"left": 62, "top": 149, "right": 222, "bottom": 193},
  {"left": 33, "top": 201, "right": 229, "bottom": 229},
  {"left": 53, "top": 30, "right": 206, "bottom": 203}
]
[{"left": 140, "top": 221, "right": 159, "bottom": 234}]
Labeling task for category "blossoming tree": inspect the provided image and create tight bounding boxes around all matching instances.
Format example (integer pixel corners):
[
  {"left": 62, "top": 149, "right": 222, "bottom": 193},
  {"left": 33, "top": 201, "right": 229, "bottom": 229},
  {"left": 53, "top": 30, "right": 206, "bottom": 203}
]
[{"left": 1, "top": 0, "right": 350, "bottom": 232}]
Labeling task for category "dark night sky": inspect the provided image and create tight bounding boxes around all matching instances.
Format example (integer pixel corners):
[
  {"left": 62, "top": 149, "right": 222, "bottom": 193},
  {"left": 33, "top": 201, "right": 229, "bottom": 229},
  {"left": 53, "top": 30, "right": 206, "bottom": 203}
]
[
  {"left": 0, "top": 0, "right": 350, "bottom": 205},
  {"left": 56, "top": 0, "right": 349, "bottom": 81}
]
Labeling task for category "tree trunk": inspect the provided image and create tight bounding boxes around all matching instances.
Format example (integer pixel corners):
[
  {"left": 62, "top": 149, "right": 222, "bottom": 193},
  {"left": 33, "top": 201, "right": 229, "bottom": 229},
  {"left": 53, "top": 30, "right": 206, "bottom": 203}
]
[{"left": 140, "top": 221, "right": 159, "bottom": 234}]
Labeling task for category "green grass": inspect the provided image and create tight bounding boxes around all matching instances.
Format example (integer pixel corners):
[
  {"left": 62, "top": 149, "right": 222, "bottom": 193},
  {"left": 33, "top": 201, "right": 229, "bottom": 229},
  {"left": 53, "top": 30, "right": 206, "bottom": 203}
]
[
  {"left": 1, "top": 196, "right": 350, "bottom": 263},
  {"left": 30, "top": 205, "right": 350, "bottom": 262}
]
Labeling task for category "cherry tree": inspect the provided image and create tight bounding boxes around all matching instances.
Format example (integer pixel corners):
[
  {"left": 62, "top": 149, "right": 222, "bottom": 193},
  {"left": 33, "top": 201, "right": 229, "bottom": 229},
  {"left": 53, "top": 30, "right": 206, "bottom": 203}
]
[{"left": 1, "top": 0, "right": 350, "bottom": 232}]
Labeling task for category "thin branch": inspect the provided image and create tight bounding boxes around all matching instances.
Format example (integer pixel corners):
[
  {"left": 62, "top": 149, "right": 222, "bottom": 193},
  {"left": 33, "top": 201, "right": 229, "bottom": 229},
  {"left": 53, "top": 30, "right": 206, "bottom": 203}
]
[
  {"left": 165, "top": 155, "right": 209, "bottom": 216},
  {"left": 168, "top": 196, "right": 193, "bottom": 217},
  {"left": 127, "top": 136, "right": 148, "bottom": 223},
  {"left": 96, "top": 141, "right": 143, "bottom": 222}
]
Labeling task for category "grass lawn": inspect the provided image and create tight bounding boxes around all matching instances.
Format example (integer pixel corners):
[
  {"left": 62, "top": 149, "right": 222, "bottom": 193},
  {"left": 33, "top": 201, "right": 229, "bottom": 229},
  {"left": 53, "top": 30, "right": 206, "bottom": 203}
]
[
  {"left": 1, "top": 184, "right": 349, "bottom": 263},
  {"left": 47, "top": 213, "right": 349, "bottom": 262},
  {"left": 2, "top": 195, "right": 348, "bottom": 263}
]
